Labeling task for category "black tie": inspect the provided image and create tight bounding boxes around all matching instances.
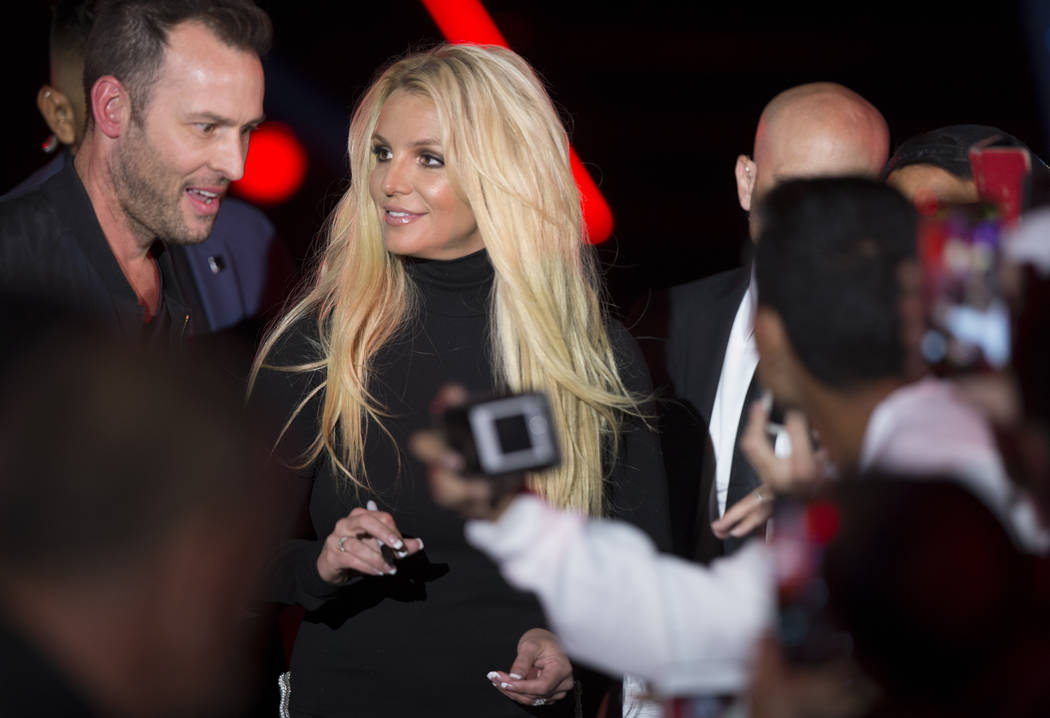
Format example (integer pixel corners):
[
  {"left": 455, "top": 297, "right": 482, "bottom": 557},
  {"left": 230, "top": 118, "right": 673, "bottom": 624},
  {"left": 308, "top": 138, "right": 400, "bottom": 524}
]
[{"left": 722, "top": 370, "right": 767, "bottom": 554}]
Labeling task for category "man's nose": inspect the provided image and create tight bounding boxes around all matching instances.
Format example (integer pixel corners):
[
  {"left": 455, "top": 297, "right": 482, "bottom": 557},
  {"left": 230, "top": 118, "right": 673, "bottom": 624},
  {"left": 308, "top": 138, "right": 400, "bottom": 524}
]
[{"left": 211, "top": 131, "right": 249, "bottom": 182}]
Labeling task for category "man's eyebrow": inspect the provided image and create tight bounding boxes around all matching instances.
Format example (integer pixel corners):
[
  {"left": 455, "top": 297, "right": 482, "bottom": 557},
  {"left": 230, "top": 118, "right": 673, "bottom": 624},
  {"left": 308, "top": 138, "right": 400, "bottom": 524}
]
[{"left": 188, "top": 112, "right": 266, "bottom": 128}]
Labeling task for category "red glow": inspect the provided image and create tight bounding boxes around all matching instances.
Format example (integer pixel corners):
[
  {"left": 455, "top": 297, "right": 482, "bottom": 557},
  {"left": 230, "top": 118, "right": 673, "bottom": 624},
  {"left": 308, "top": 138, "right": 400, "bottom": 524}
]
[
  {"left": 231, "top": 122, "right": 307, "bottom": 205},
  {"left": 571, "top": 148, "right": 615, "bottom": 245},
  {"left": 805, "top": 501, "right": 840, "bottom": 545},
  {"left": 419, "top": 0, "right": 614, "bottom": 244},
  {"left": 420, "top": 0, "right": 508, "bottom": 45}
]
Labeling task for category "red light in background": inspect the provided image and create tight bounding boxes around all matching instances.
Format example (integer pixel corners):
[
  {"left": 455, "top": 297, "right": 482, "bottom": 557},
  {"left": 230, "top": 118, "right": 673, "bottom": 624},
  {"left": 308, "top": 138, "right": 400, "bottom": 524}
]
[
  {"left": 571, "top": 148, "right": 615, "bottom": 245},
  {"left": 420, "top": 0, "right": 508, "bottom": 45},
  {"left": 231, "top": 121, "right": 307, "bottom": 205},
  {"left": 419, "top": 0, "right": 615, "bottom": 244}
]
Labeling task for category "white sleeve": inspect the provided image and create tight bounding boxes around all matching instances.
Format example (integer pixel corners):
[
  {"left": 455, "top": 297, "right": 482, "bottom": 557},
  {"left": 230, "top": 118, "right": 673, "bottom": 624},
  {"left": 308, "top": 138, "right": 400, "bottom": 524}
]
[{"left": 465, "top": 495, "right": 774, "bottom": 695}]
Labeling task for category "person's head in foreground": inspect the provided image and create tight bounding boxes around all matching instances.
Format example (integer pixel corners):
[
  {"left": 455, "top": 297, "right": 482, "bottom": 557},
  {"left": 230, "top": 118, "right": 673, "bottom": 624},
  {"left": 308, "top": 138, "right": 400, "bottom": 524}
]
[
  {"left": 752, "top": 176, "right": 919, "bottom": 469},
  {"left": 0, "top": 315, "right": 277, "bottom": 717}
]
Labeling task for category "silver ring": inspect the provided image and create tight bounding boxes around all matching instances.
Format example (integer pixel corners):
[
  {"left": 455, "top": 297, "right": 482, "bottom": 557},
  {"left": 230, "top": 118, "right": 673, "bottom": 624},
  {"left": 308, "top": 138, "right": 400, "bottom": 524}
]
[
  {"left": 533, "top": 698, "right": 547, "bottom": 706},
  {"left": 338, "top": 535, "right": 349, "bottom": 552},
  {"left": 754, "top": 488, "right": 767, "bottom": 504}
]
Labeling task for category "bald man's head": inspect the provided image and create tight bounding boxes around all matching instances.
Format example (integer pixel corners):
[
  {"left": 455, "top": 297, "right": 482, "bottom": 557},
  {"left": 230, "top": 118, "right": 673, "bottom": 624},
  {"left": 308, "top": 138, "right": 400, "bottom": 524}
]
[{"left": 735, "top": 82, "right": 890, "bottom": 239}]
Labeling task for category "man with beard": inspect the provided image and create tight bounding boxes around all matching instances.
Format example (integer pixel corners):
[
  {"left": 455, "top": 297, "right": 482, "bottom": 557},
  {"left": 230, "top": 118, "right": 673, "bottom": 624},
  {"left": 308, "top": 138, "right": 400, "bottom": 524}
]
[
  {"left": 0, "top": 0, "right": 270, "bottom": 344},
  {"left": 6, "top": 0, "right": 293, "bottom": 338}
]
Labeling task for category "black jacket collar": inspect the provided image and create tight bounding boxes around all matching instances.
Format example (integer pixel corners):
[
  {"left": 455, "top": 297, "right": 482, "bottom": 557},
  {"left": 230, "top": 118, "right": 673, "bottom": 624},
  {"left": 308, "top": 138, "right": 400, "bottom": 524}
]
[{"left": 43, "top": 157, "right": 195, "bottom": 341}]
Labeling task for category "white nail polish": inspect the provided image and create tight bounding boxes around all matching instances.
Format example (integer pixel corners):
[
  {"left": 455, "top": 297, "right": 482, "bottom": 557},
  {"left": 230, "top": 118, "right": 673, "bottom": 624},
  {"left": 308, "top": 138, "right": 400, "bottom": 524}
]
[
  {"left": 486, "top": 671, "right": 500, "bottom": 681},
  {"left": 391, "top": 538, "right": 405, "bottom": 550},
  {"left": 396, "top": 550, "right": 408, "bottom": 559},
  {"left": 367, "top": 500, "right": 378, "bottom": 511},
  {"left": 501, "top": 682, "right": 511, "bottom": 689},
  {"left": 509, "top": 673, "right": 523, "bottom": 680}
]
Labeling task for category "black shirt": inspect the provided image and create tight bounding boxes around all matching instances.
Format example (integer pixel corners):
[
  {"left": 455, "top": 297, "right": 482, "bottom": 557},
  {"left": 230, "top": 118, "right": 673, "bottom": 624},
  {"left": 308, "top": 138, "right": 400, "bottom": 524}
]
[{"left": 254, "top": 249, "right": 670, "bottom": 717}]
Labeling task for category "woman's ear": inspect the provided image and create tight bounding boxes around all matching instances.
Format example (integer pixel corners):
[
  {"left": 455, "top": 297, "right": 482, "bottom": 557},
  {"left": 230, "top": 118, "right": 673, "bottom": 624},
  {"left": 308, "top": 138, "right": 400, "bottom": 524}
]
[{"left": 37, "top": 85, "right": 77, "bottom": 147}]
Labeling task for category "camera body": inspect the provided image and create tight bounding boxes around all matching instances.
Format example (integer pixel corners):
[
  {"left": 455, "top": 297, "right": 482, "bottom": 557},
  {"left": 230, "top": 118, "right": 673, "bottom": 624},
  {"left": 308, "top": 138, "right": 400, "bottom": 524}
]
[{"left": 442, "top": 392, "right": 560, "bottom": 477}]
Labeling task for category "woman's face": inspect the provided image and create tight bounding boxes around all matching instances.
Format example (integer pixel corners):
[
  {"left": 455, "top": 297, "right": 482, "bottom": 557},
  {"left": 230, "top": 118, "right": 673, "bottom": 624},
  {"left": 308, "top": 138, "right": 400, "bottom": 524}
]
[{"left": 368, "top": 90, "right": 483, "bottom": 260}]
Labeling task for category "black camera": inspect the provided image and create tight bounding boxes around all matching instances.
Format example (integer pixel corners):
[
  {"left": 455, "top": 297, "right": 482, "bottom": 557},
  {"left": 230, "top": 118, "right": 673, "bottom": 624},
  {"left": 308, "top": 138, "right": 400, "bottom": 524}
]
[{"left": 441, "top": 392, "right": 561, "bottom": 477}]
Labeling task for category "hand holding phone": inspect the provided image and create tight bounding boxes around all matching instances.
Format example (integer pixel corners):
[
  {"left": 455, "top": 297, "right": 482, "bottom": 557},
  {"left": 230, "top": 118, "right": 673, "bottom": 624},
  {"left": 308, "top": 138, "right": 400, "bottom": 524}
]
[{"left": 441, "top": 392, "right": 560, "bottom": 477}]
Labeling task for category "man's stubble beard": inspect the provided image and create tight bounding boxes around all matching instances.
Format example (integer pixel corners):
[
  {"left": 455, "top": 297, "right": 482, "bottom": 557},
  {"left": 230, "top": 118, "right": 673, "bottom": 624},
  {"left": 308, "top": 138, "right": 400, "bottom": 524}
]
[{"left": 110, "top": 122, "right": 216, "bottom": 247}]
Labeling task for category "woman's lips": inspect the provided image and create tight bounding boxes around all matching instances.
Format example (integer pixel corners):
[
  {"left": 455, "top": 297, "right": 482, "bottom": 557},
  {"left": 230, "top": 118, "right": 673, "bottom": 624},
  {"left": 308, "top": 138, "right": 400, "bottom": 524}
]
[{"left": 384, "top": 208, "right": 424, "bottom": 225}]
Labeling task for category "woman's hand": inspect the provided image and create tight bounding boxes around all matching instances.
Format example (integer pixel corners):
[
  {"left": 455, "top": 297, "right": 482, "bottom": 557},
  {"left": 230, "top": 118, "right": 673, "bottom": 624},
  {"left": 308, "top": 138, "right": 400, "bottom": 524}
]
[
  {"left": 316, "top": 505, "right": 424, "bottom": 584},
  {"left": 486, "top": 628, "right": 574, "bottom": 707}
]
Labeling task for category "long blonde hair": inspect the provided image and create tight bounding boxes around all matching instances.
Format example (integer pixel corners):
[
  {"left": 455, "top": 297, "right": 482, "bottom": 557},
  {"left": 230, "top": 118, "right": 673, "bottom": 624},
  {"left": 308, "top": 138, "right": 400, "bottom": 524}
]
[{"left": 252, "top": 44, "right": 640, "bottom": 516}]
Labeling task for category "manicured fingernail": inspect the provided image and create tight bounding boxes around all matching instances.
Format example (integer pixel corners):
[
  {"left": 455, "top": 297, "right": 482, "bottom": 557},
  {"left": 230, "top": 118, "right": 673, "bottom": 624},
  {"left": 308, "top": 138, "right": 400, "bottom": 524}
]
[
  {"left": 501, "top": 682, "right": 512, "bottom": 689},
  {"left": 509, "top": 673, "right": 523, "bottom": 680},
  {"left": 417, "top": 538, "right": 424, "bottom": 550},
  {"left": 390, "top": 537, "right": 404, "bottom": 550},
  {"left": 367, "top": 500, "right": 378, "bottom": 511},
  {"left": 396, "top": 550, "right": 408, "bottom": 559},
  {"left": 386, "top": 566, "right": 397, "bottom": 575},
  {"left": 486, "top": 671, "right": 500, "bottom": 682}
]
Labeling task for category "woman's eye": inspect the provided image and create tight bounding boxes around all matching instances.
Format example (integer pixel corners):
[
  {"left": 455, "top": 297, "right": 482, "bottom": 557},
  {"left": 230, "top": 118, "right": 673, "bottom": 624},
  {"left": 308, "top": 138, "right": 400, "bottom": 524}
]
[
  {"left": 420, "top": 153, "right": 444, "bottom": 168},
  {"left": 372, "top": 146, "right": 392, "bottom": 161}
]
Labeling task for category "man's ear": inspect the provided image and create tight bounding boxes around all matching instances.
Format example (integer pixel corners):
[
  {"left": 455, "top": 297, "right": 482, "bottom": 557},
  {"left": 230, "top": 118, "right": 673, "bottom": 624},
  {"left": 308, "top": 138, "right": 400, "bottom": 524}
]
[
  {"left": 37, "top": 85, "right": 77, "bottom": 146},
  {"left": 89, "top": 76, "right": 131, "bottom": 140},
  {"left": 735, "top": 154, "right": 757, "bottom": 212}
]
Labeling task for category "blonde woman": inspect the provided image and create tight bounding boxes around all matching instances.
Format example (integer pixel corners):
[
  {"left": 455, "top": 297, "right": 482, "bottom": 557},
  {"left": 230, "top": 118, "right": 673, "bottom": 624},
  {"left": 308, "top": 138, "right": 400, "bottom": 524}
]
[{"left": 252, "top": 44, "right": 670, "bottom": 717}]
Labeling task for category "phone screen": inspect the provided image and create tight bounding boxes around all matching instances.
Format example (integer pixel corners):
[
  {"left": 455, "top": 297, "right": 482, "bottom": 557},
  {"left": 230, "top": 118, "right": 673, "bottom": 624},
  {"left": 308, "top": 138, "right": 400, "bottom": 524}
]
[{"left": 918, "top": 203, "right": 1011, "bottom": 371}]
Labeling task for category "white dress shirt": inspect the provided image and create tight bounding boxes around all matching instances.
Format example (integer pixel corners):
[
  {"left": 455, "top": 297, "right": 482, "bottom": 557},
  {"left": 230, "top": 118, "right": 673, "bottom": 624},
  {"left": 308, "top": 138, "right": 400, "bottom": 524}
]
[{"left": 709, "top": 279, "right": 759, "bottom": 517}]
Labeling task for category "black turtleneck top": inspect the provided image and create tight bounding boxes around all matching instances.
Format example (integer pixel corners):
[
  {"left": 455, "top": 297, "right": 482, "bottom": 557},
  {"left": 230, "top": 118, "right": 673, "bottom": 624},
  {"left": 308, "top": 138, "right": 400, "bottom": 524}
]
[{"left": 255, "top": 249, "right": 670, "bottom": 717}]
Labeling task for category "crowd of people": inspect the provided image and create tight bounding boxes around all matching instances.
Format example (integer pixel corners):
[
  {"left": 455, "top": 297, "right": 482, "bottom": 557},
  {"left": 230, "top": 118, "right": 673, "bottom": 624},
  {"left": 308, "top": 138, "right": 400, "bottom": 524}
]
[{"left": 1, "top": 1, "right": 1048, "bottom": 717}]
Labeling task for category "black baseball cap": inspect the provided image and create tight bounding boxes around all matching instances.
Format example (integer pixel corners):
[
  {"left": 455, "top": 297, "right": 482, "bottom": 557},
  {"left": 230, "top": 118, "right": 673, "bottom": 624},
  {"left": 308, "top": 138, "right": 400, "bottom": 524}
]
[{"left": 883, "top": 124, "right": 1035, "bottom": 180}]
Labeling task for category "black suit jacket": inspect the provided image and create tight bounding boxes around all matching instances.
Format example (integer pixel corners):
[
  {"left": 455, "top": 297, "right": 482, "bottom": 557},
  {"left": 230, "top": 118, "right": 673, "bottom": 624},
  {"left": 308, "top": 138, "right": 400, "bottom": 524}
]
[
  {"left": 633, "top": 265, "right": 763, "bottom": 562},
  {"left": 0, "top": 158, "right": 197, "bottom": 345}
]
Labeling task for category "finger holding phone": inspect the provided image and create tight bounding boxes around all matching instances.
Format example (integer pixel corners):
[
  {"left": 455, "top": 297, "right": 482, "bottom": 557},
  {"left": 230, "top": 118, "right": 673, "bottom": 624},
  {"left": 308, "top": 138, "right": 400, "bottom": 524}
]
[
  {"left": 412, "top": 384, "right": 557, "bottom": 521},
  {"left": 316, "top": 505, "right": 424, "bottom": 584},
  {"left": 712, "top": 396, "right": 827, "bottom": 539}
]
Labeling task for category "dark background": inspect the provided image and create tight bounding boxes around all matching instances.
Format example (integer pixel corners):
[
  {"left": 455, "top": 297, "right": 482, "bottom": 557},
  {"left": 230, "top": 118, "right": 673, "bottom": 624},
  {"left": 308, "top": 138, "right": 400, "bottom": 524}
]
[{"left": 4, "top": 0, "right": 1048, "bottom": 315}]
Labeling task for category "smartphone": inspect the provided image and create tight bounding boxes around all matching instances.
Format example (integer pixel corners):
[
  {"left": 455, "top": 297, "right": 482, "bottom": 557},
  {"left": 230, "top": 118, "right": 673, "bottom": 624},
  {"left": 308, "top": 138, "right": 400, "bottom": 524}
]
[
  {"left": 918, "top": 202, "right": 1011, "bottom": 371},
  {"left": 771, "top": 496, "right": 852, "bottom": 666},
  {"left": 969, "top": 138, "right": 1031, "bottom": 226}
]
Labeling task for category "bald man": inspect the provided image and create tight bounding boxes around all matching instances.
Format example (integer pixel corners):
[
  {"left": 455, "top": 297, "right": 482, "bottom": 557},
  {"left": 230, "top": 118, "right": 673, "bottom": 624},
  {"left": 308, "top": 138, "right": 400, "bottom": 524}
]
[{"left": 659, "top": 83, "right": 888, "bottom": 561}]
